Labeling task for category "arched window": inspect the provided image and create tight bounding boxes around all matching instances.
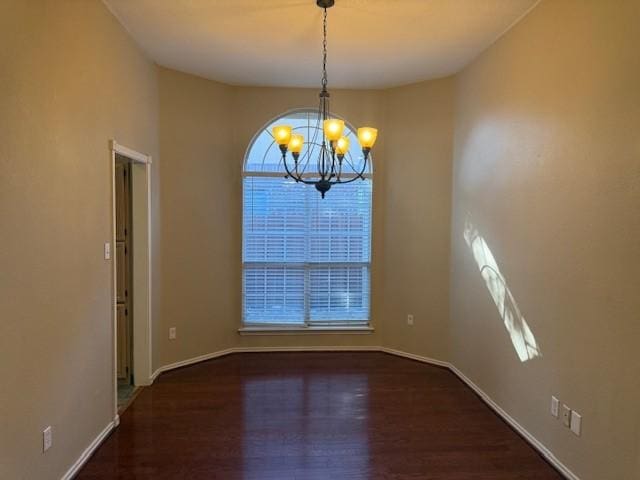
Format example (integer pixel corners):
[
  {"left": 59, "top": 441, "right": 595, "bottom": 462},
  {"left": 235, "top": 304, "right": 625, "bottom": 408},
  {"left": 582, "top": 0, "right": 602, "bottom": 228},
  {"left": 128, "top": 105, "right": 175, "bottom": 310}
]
[{"left": 242, "top": 109, "right": 373, "bottom": 327}]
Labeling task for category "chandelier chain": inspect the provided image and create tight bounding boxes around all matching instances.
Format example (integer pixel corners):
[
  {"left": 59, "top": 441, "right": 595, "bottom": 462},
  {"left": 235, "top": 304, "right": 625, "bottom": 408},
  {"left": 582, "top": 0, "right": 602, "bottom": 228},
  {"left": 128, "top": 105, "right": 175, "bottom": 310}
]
[
  {"left": 276, "top": 0, "right": 376, "bottom": 198},
  {"left": 321, "top": 7, "right": 328, "bottom": 91}
]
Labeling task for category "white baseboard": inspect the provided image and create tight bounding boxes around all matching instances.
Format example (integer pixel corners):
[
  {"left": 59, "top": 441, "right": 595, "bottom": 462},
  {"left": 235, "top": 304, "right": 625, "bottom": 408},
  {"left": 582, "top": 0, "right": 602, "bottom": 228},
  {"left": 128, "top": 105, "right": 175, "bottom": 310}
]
[
  {"left": 233, "top": 345, "right": 381, "bottom": 353},
  {"left": 150, "top": 348, "right": 236, "bottom": 382},
  {"left": 448, "top": 364, "right": 580, "bottom": 480},
  {"left": 379, "top": 347, "right": 451, "bottom": 368},
  {"left": 377, "top": 348, "right": 579, "bottom": 480},
  {"left": 61, "top": 417, "right": 117, "bottom": 480},
  {"left": 149, "top": 345, "right": 380, "bottom": 382},
  {"left": 126, "top": 345, "right": 579, "bottom": 480}
]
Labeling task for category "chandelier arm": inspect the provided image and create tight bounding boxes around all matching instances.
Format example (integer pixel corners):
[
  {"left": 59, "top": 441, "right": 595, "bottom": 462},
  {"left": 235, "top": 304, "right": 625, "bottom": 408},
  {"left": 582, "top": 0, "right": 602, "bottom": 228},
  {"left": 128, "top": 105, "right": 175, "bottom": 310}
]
[
  {"left": 341, "top": 151, "right": 358, "bottom": 175},
  {"left": 336, "top": 156, "right": 369, "bottom": 184},
  {"left": 329, "top": 148, "right": 338, "bottom": 179},
  {"left": 281, "top": 152, "right": 301, "bottom": 182}
]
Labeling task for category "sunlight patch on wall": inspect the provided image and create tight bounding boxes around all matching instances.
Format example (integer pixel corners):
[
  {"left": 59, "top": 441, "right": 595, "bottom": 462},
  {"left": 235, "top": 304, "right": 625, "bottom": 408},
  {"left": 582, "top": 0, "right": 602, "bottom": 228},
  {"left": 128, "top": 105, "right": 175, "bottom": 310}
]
[{"left": 464, "top": 217, "right": 541, "bottom": 362}]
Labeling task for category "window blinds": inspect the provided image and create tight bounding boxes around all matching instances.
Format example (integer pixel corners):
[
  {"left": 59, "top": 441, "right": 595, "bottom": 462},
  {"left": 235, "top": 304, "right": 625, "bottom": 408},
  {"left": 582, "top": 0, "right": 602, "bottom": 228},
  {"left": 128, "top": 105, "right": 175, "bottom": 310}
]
[{"left": 243, "top": 176, "right": 372, "bottom": 325}]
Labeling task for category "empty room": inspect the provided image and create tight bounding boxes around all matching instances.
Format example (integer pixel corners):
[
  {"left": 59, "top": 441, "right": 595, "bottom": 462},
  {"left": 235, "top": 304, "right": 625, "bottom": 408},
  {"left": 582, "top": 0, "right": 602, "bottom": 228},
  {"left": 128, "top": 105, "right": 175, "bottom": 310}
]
[{"left": 1, "top": 0, "right": 639, "bottom": 479}]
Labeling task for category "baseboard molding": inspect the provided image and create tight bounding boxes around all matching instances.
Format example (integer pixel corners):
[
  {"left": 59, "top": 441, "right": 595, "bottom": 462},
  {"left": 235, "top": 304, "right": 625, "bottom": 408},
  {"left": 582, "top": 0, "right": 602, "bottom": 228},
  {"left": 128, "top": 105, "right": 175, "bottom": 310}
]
[
  {"left": 61, "top": 417, "right": 117, "bottom": 480},
  {"left": 142, "top": 345, "right": 578, "bottom": 480},
  {"left": 233, "top": 345, "right": 381, "bottom": 353},
  {"left": 150, "top": 348, "right": 236, "bottom": 382},
  {"left": 379, "top": 347, "right": 451, "bottom": 368},
  {"left": 448, "top": 364, "right": 580, "bottom": 480},
  {"left": 378, "top": 349, "right": 579, "bottom": 480},
  {"left": 150, "top": 345, "right": 381, "bottom": 382}
]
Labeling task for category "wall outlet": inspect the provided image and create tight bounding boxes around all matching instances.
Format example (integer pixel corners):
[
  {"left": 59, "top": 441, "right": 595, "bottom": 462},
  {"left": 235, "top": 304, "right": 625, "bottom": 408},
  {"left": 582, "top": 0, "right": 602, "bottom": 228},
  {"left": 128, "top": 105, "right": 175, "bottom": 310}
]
[
  {"left": 407, "top": 314, "right": 414, "bottom": 326},
  {"left": 43, "top": 426, "right": 52, "bottom": 452},
  {"left": 570, "top": 411, "right": 582, "bottom": 436},
  {"left": 562, "top": 404, "right": 571, "bottom": 427},
  {"left": 551, "top": 396, "right": 559, "bottom": 418},
  {"left": 169, "top": 327, "right": 176, "bottom": 340}
]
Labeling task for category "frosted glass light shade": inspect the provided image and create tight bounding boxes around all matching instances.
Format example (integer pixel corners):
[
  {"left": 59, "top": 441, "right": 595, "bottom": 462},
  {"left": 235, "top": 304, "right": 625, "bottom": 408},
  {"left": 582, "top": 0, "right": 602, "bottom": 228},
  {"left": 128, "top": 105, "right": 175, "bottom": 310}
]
[
  {"left": 357, "top": 127, "right": 378, "bottom": 149},
  {"left": 323, "top": 119, "right": 345, "bottom": 141},
  {"left": 335, "top": 136, "right": 350, "bottom": 155},
  {"left": 273, "top": 125, "right": 292, "bottom": 146},
  {"left": 288, "top": 134, "right": 304, "bottom": 154}
]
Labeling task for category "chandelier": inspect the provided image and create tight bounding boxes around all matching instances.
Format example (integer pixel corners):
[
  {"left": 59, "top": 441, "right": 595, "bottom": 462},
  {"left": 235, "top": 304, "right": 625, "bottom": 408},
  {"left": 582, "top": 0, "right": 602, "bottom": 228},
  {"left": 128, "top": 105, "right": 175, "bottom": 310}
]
[{"left": 271, "top": 0, "right": 378, "bottom": 198}]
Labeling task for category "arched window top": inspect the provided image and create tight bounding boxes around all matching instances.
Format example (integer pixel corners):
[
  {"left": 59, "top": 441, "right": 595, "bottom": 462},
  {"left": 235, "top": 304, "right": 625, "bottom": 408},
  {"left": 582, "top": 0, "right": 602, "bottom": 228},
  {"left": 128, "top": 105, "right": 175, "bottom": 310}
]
[{"left": 244, "top": 108, "right": 373, "bottom": 177}]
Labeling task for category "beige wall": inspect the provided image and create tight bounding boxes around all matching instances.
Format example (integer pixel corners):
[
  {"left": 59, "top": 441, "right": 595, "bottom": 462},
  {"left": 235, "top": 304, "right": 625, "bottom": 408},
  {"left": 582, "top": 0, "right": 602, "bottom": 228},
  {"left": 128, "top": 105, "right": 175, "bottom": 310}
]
[
  {"left": 381, "top": 79, "right": 454, "bottom": 361},
  {"left": 0, "top": 1, "right": 159, "bottom": 478},
  {"left": 156, "top": 70, "right": 392, "bottom": 365},
  {"left": 449, "top": 0, "right": 640, "bottom": 478},
  {"left": 157, "top": 68, "right": 236, "bottom": 367}
]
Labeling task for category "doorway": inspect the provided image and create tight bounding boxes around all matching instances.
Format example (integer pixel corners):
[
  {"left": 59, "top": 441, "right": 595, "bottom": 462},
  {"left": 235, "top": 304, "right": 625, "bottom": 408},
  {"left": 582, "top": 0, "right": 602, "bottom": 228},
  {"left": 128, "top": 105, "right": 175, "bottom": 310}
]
[
  {"left": 110, "top": 140, "right": 153, "bottom": 421},
  {"left": 115, "top": 158, "right": 134, "bottom": 408}
]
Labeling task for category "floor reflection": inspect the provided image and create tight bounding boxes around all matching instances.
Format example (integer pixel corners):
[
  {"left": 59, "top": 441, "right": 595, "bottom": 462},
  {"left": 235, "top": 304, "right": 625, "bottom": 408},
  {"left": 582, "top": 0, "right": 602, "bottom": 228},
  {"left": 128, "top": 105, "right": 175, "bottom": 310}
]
[
  {"left": 464, "top": 217, "right": 541, "bottom": 362},
  {"left": 242, "top": 374, "right": 369, "bottom": 478}
]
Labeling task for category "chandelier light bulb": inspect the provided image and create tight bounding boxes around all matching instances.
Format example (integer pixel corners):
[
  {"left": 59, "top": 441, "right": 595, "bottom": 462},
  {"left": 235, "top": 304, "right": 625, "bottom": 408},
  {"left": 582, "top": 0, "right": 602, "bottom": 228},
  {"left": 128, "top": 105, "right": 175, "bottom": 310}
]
[
  {"left": 323, "top": 119, "right": 345, "bottom": 141},
  {"left": 288, "top": 134, "right": 304, "bottom": 154},
  {"left": 357, "top": 127, "right": 378, "bottom": 149},
  {"left": 273, "top": 125, "right": 293, "bottom": 146},
  {"left": 335, "top": 136, "right": 350, "bottom": 155}
]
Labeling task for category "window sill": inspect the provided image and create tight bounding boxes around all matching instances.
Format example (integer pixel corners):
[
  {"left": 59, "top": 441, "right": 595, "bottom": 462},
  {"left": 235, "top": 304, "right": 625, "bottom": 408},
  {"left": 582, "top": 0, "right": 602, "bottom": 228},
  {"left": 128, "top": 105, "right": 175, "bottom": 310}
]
[{"left": 238, "top": 326, "right": 374, "bottom": 336}]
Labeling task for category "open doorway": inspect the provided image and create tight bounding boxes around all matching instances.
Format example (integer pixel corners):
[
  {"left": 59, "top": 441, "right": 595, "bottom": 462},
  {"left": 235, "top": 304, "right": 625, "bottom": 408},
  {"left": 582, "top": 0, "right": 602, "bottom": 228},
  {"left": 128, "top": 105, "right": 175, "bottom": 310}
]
[
  {"left": 110, "top": 140, "right": 153, "bottom": 420},
  {"left": 114, "top": 158, "right": 134, "bottom": 408}
]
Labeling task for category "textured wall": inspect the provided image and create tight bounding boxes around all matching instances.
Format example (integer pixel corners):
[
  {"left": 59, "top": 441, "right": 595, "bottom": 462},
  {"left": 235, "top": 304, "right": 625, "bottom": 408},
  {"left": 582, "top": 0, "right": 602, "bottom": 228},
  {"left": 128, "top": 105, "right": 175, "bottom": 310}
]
[
  {"left": 449, "top": 1, "right": 640, "bottom": 478},
  {"left": 381, "top": 79, "right": 454, "bottom": 361},
  {"left": 0, "top": 1, "right": 159, "bottom": 478}
]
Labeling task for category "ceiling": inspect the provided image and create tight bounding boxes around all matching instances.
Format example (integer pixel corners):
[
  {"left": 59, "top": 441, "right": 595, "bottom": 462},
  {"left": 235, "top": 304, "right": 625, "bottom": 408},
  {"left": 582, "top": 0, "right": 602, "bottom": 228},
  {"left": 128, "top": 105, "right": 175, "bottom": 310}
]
[{"left": 104, "top": 0, "right": 539, "bottom": 89}]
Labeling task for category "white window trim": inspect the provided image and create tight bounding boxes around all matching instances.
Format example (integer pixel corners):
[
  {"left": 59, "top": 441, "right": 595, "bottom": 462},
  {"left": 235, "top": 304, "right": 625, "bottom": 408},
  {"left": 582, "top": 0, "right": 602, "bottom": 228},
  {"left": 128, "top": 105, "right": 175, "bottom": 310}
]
[{"left": 238, "top": 325, "right": 374, "bottom": 335}]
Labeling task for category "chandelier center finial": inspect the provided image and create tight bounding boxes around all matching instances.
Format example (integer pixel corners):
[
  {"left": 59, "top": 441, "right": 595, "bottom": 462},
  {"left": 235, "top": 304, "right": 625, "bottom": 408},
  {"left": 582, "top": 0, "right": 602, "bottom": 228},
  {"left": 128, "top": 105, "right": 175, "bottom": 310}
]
[{"left": 316, "top": 0, "right": 335, "bottom": 8}]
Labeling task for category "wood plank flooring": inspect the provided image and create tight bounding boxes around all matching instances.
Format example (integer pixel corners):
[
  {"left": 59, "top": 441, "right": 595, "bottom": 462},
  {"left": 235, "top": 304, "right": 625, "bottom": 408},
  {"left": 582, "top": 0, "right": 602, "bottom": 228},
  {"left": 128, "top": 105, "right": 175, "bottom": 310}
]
[{"left": 78, "top": 352, "right": 563, "bottom": 479}]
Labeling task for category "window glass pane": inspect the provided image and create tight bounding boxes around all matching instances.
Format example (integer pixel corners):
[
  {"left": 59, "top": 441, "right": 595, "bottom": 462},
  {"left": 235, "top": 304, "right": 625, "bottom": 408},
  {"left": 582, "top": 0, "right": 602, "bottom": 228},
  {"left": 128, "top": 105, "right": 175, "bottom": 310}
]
[
  {"left": 243, "top": 177, "right": 307, "bottom": 263},
  {"left": 308, "top": 180, "right": 371, "bottom": 263},
  {"left": 243, "top": 265, "right": 305, "bottom": 324},
  {"left": 309, "top": 265, "right": 370, "bottom": 322}
]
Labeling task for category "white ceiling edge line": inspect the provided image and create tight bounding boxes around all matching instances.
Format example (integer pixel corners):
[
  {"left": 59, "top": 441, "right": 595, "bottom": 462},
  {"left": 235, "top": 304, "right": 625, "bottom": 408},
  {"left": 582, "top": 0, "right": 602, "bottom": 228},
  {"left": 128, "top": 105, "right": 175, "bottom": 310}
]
[
  {"left": 463, "top": 0, "right": 542, "bottom": 73},
  {"left": 101, "top": 0, "right": 156, "bottom": 64}
]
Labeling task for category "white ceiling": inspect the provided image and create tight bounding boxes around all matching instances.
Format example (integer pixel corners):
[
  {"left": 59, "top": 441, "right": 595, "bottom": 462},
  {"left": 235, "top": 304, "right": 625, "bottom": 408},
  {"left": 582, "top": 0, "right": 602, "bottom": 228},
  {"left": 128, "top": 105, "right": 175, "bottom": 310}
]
[{"left": 104, "top": 0, "right": 538, "bottom": 89}]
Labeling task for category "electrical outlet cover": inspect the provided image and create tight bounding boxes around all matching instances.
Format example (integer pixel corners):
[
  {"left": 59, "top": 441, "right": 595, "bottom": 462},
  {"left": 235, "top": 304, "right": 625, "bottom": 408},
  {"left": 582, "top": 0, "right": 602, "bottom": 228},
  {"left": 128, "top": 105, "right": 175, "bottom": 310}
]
[
  {"left": 43, "top": 426, "right": 52, "bottom": 452},
  {"left": 570, "top": 411, "right": 582, "bottom": 436},
  {"left": 551, "top": 396, "right": 559, "bottom": 418},
  {"left": 562, "top": 404, "right": 571, "bottom": 427}
]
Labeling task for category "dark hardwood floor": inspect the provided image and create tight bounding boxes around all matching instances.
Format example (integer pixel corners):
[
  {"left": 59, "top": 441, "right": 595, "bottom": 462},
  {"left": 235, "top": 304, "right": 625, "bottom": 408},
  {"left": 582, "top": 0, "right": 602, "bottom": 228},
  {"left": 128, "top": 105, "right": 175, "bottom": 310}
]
[{"left": 78, "top": 352, "right": 563, "bottom": 479}]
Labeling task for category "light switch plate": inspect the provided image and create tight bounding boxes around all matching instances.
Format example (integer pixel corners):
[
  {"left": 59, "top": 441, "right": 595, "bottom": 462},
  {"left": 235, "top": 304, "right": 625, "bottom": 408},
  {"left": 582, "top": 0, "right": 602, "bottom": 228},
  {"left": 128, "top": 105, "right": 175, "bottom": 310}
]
[
  {"left": 570, "top": 411, "right": 582, "bottom": 436},
  {"left": 104, "top": 242, "right": 111, "bottom": 260},
  {"left": 169, "top": 327, "right": 176, "bottom": 340},
  {"left": 43, "top": 426, "right": 52, "bottom": 452},
  {"left": 407, "top": 314, "right": 414, "bottom": 326},
  {"left": 562, "top": 404, "right": 571, "bottom": 427},
  {"left": 551, "top": 396, "right": 559, "bottom": 418}
]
